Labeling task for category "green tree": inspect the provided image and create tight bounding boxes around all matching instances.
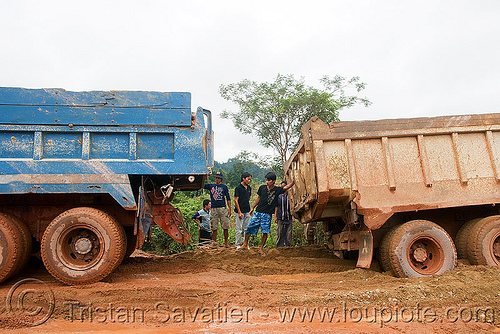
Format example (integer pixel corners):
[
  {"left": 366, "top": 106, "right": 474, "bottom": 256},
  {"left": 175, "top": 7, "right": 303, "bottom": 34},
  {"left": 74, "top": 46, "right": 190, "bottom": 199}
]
[
  {"left": 219, "top": 74, "right": 371, "bottom": 166},
  {"left": 224, "top": 151, "right": 255, "bottom": 187},
  {"left": 257, "top": 154, "right": 283, "bottom": 179},
  {"left": 214, "top": 151, "right": 268, "bottom": 186}
]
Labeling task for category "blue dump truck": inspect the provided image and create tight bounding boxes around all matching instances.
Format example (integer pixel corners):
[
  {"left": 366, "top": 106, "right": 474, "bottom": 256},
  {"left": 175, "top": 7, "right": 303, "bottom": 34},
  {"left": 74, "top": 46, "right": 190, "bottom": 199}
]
[{"left": 0, "top": 87, "right": 213, "bottom": 285}]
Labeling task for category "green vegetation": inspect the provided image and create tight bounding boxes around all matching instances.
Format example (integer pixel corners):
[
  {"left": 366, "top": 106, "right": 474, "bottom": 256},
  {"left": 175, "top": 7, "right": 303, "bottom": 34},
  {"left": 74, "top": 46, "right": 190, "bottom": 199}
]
[{"left": 212, "top": 151, "right": 268, "bottom": 186}]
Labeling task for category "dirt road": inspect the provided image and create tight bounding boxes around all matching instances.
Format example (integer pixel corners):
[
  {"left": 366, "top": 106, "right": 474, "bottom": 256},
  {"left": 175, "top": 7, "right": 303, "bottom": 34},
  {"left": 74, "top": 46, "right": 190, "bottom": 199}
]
[{"left": 1, "top": 245, "right": 499, "bottom": 333}]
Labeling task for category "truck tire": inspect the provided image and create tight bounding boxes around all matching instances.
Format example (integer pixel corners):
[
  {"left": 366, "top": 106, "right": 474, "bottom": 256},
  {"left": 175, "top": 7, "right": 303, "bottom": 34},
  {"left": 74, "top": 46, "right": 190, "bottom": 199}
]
[
  {"left": 455, "top": 218, "right": 481, "bottom": 260},
  {"left": 378, "top": 225, "right": 399, "bottom": 273},
  {"left": 0, "top": 213, "right": 23, "bottom": 283},
  {"left": 41, "top": 207, "right": 126, "bottom": 285},
  {"left": 10, "top": 215, "right": 33, "bottom": 276},
  {"left": 380, "top": 220, "right": 456, "bottom": 277},
  {"left": 467, "top": 215, "right": 500, "bottom": 266}
]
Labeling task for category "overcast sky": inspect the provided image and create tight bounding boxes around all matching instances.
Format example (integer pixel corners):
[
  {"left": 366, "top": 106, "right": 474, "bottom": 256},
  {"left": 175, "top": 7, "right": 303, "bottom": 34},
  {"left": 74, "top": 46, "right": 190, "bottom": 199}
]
[{"left": 1, "top": 1, "right": 499, "bottom": 162}]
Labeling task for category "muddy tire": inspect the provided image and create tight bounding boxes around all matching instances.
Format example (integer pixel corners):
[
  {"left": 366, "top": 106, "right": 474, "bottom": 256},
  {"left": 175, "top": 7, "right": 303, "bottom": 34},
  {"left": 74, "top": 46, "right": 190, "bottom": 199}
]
[
  {"left": 10, "top": 215, "right": 33, "bottom": 276},
  {"left": 467, "top": 215, "right": 500, "bottom": 266},
  {"left": 41, "top": 207, "right": 126, "bottom": 285},
  {"left": 123, "top": 226, "right": 138, "bottom": 260},
  {"left": 380, "top": 220, "right": 456, "bottom": 277},
  {"left": 455, "top": 218, "right": 481, "bottom": 260},
  {"left": 378, "top": 226, "right": 399, "bottom": 274},
  {"left": 0, "top": 213, "right": 23, "bottom": 283}
]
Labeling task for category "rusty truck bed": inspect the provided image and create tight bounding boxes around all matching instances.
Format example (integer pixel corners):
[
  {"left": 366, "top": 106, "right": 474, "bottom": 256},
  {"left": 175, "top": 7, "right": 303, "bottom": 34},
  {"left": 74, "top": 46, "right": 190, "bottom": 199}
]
[{"left": 285, "top": 113, "right": 500, "bottom": 230}]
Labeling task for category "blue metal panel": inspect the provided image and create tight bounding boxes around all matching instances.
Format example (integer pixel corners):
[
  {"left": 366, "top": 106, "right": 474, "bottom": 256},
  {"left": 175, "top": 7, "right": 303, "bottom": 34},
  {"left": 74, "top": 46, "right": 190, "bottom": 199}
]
[
  {"left": 0, "top": 87, "right": 214, "bottom": 209},
  {"left": 0, "top": 88, "right": 190, "bottom": 108},
  {"left": 200, "top": 108, "right": 214, "bottom": 168},
  {"left": 43, "top": 132, "right": 82, "bottom": 159},
  {"left": 0, "top": 132, "right": 34, "bottom": 158},
  {"left": 0, "top": 174, "right": 136, "bottom": 209},
  {"left": 0, "top": 88, "right": 192, "bottom": 126},
  {"left": 0, "top": 105, "right": 192, "bottom": 127},
  {"left": 0, "top": 160, "right": 210, "bottom": 175},
  {"left": 136, "top": 133, "right": 174, "bottom": 160},
  {"left": 90, "top": 133, "right": 129, "bottom": 159},
  {"left": 0, "top": 125, "right": 207, "bottom": 173}
]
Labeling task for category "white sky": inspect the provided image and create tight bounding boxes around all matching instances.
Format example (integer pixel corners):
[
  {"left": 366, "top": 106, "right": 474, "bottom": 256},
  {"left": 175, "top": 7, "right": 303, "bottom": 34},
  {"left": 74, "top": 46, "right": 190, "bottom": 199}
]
[{"left": 1, "top": 1, "right": 499, "bottom": 162}]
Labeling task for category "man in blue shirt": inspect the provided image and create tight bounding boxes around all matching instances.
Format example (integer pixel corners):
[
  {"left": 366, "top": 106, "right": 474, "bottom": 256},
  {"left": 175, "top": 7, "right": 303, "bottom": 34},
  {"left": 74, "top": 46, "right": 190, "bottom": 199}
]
[
  {"left": 191, "top": 199, "right": 212, "bottom": 245},
  {"left": 204, "top": 171, "right": 231, "bottom": 247}
]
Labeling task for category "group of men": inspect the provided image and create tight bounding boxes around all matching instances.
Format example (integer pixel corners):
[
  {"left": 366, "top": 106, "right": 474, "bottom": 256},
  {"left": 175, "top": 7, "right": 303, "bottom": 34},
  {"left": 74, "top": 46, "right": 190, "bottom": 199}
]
[{"left": 192, "top": 171, "right": 294, "bottom": 255}]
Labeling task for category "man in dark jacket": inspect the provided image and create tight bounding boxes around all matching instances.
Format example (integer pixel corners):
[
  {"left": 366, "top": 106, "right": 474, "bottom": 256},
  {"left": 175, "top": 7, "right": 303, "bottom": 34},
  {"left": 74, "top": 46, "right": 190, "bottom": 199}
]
[{"left": 276, "top": 181, "right": 292, "bottom": 247}]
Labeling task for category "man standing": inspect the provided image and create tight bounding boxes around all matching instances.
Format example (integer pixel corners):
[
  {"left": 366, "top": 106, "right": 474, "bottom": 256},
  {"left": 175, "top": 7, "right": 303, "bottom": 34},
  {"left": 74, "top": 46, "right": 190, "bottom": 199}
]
[
  {"left": 204, "top": 172, "right": 231, "bottom": 247},
  {"left": 276, "top": 180, "right": 293, "bottom": 247},
  {"left": 241, "top": 171, "right": 294, "bottom": 255},
  {"left": 234, "top": 172, "right": 252, "bottom": 249}
]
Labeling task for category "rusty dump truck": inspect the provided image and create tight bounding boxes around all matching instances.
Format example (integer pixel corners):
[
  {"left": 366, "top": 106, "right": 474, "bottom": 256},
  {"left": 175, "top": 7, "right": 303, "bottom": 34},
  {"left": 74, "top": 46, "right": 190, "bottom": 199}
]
[
  {"left": 0, "top": 87, "right": 213, "bottom": 285},
  {"left": 284, "top": 113, "right": 500, "bottom": 277}
]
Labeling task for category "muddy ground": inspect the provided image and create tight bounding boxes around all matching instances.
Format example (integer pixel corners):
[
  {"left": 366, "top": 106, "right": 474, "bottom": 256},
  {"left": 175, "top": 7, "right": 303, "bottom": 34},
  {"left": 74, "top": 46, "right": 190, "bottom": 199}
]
[{"left": 1, "top": 245, "right": 500, "bottom": 333}]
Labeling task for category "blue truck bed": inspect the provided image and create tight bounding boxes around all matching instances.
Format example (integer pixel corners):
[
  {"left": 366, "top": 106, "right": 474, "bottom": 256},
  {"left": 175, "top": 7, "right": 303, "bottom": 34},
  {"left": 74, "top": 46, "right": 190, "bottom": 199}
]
[{"left": 0, "top": 87, "right": 213, "bottom": 209}]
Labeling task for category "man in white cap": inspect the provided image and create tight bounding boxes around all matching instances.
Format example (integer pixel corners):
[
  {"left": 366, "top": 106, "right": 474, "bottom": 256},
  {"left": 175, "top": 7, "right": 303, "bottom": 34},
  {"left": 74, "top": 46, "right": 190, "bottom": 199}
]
[{"left": 204, "top": 171, "right": 231, "bottom": 247}]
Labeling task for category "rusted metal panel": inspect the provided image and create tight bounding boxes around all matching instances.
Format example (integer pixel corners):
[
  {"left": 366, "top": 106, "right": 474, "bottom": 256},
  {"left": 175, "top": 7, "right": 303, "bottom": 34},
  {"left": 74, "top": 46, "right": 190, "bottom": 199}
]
[
  {"left": 352, "top": 138, "right": 387, "bottom": 188},
  {"left": 311, "top": 113, "right": 500, "bottom": 140},
  {"left": 345, "top": 139, "right": 358, "bottom": 191},
  {"left": 151, "top": 204, "right": 190, "bottom": 245},
  {"left": 285, "top": 113, "right": 500, "bottom": 230},
  {"left": 391, "top": 136, "right": 424, "bottom": 185},
  {"left": 417, "top": 135, "right": 432, "bottom": 187},
  {"left": 486, "top": 130, "right": 500, "bottom": 181},
  {"left": 323, "top": 140, "right": 350, "bottom": 197},
  {"left": 451, "top": 133, "right": 468, "bottom": 184},
  {"left": 382, "top": 137, "right": 396, "bottom": 191},
  {"left": 312, "top": 140, "right": 330, "bottom": 220}
]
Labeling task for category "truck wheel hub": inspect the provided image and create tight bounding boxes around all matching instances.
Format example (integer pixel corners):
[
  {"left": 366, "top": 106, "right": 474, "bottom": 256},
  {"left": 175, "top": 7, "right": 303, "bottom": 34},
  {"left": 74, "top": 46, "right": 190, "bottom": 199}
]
[
  {"left": 412, "top": 246, "right": 428, "bottom": 263},
  {"left": 74, "top": 237, "right": 92, "bottom": 255}
]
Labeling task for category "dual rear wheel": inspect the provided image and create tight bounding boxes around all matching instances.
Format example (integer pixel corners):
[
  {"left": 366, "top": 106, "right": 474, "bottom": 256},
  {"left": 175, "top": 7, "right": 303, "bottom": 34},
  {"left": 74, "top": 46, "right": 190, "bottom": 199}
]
[
  {"left": 456, "top": 215, "right": 500, "bottom": 266},
  {"left": 379, "top": 220, "right": 456, "bottom": 277},
  {"left": 380, "top": 216, "right": 500, "bottom": 277},
  {"left": 0, "top": 207, "right": 130, "bottom": 285}
]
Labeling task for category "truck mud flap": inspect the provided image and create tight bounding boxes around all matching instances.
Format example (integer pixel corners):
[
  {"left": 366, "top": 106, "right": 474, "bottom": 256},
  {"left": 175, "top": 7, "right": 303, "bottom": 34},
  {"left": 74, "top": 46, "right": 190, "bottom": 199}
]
[
  {"left": 356, "top": 225, "right": 373, "bottom": 269},
  {"left": 152, "top": 204, "right": 191, "bottom": 245}
]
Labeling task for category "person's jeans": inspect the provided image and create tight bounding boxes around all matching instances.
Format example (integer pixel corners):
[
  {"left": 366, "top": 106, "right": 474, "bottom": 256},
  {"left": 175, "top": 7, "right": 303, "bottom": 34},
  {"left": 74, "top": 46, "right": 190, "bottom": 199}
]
[
  {"left": 276, "top": 220, "right": 293, "bottom": 247},
  {"left": 235, "top": 212, "right": 251, "bottom": 246}
]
